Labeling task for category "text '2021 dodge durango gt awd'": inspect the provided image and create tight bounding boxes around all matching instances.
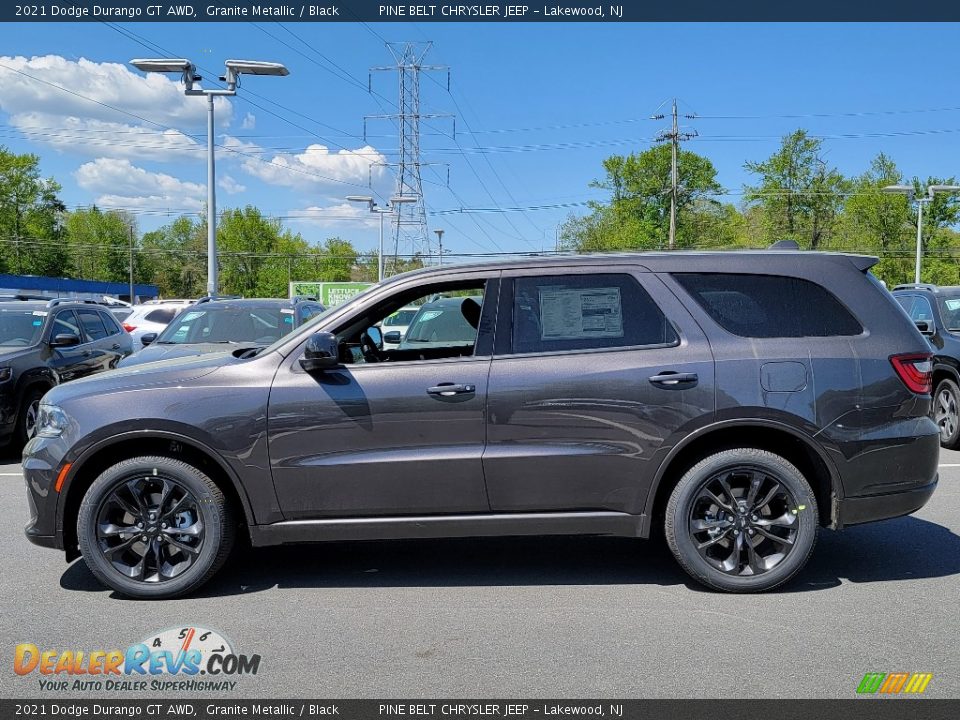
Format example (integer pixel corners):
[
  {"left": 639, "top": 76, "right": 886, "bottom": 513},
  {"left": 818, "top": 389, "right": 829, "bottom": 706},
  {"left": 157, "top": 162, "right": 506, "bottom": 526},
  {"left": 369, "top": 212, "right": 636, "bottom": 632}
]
[{"left": 23, "top": 252, "right": 939, "bottom": 597}]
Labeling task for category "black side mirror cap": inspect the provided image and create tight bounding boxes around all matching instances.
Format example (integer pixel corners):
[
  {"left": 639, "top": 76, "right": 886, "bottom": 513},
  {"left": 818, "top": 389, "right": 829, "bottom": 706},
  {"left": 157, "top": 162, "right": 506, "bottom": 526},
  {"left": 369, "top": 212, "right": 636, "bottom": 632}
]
[
  {"left": 50, "top": 332, "right": 81, "bottom": 348},
  {"left": 300, "top": 331, "right": 340, "bottom": 372},
  {"left": 141, "top": 333, "right": 158, "bottom": 347},
  {"left": 383, "top": 330, "right": 402, "bottom": 344}
]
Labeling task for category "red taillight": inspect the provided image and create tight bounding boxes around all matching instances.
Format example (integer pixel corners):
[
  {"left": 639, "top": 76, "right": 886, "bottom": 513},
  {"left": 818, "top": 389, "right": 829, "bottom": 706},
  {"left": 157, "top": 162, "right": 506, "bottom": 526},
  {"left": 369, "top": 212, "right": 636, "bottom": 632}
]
[
  {"left": 890, "top": 353, "right": 933, "bottom": 394},
  {"left": 122, "top": 323, "right": 136, "bottom": 333}
]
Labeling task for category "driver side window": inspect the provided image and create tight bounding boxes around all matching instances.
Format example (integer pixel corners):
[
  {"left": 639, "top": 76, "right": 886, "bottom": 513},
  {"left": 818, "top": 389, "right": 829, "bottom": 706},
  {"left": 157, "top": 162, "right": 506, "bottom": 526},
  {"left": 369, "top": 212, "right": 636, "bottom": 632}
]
[{"left": 340, "top": 280, "right": 491, "bottom": 365}]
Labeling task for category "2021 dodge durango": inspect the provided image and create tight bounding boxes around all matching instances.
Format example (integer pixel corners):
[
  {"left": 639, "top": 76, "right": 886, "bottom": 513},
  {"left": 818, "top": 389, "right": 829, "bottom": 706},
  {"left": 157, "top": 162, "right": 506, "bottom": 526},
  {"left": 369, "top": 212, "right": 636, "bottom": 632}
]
[{"left": 23, "top": 252, "right": 939, "bottom": 598}]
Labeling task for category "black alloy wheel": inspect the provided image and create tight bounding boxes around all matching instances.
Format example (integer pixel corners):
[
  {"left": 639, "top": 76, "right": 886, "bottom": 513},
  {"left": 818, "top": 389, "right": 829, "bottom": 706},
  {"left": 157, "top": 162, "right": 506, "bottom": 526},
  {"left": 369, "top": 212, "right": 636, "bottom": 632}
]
[
  {"left": 94, "top": 474, "right": 204, "bottom": 583},
  {"left": 665, "top": 448, "right": 818, "bottom": 593},
  {"left": 77, "top": 456, "right": 234, "bottom": 599}
]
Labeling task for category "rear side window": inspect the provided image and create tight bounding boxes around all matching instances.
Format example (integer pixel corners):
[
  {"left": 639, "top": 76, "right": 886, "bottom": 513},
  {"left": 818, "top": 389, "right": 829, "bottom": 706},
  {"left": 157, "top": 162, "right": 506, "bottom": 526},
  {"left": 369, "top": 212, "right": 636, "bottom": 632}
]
[
  {"left": 77, "top": 309, "right": 109, "bottom": 341},
  {"left": 674, "top": 273, "right": 862, "bottom": 338},
  {"left": 145, "top": 308, "right": 177, "bottom": 324},
  {"left": 510, "top": 273, "right": 677, "bottom": 354},
  {"left": 98, "top": 311, "right": 122, "bottom": 336}
]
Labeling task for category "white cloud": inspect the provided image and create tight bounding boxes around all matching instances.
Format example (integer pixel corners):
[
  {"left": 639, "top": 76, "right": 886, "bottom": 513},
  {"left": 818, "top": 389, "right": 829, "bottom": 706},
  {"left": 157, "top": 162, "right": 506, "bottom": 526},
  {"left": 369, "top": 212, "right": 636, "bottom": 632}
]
[
  {"left": 288, "top": 203, "right": 380, "bottom": 229},
  {"left": 74, "top": 158, "right": 205, "bottom": 212},
  {"left": 218, "top": 174, "right": 246, "bottom": 195},
  {"left": 241, "top": 112, "right": 256, "bottom": 130},
  {"left": 222, "top": 135, "right": 387, "bottom": 190},
  {"left": 0, "top": 55, "right": 231, "bottom": 161}
]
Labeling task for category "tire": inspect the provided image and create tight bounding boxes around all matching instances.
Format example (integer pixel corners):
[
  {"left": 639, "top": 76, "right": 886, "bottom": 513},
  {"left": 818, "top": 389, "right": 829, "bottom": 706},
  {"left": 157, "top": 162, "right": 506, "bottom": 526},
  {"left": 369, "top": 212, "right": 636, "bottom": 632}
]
[
  {"left": 933, "top": 378, "right": 960, "bottom": 449},
  {"left": 77, "top": 456, "right": 235, "bottom": 599},
  {"left": 664, "top": 448, "right": 818, "bottom": 593},
  {"left": 14, "top": 387, "right": 46, "bottom": 448}
]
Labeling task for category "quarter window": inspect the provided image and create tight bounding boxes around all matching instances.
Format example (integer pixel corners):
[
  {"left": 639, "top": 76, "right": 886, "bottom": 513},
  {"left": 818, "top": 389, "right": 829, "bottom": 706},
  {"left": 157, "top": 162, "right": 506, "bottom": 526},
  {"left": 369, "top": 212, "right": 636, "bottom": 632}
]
[
  {"left": 673, "top": 273, "right": 862, "bottom": 338},
  {"left": 510, "top": 273, "right": 677, "bottom": 355}
]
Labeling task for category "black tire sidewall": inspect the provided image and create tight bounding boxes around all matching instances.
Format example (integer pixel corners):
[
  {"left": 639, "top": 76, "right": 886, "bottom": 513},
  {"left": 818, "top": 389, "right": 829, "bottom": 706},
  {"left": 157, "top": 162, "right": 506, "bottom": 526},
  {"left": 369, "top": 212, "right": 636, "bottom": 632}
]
[
  {"left": 15, "top": 387, "right": 46, "bottom": 448},
  {"left": 934, "top": 378, "right": 960, "bottom": 449},
  {"left": 77, "top": 456, "right": 231, "bottom": 599},
  {"left": 665, "top": 449, "right": 818, "bottom": 593}
]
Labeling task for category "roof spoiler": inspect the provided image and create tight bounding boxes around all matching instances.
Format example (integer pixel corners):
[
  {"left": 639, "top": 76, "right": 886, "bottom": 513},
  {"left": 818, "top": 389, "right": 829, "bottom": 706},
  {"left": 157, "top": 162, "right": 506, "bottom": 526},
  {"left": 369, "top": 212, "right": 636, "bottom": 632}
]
[
  {"left": 768, "top": 240, "right": 799, "bottom": 250},
  {"left": 849, "top": 255, "right": 879, "bottom": 272}
]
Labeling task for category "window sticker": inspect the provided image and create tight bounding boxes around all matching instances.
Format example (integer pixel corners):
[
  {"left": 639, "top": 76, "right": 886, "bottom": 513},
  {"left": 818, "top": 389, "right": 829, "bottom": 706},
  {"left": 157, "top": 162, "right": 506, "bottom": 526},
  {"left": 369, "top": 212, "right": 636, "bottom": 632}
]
[
  {"left": 539, "top": 286, "right": 624, "bottom": 340},
  {"left": 32, "top": 311, "right": 47, "bottom": 317},
  {"left": 945, "top": 299, "right": 960, "bottom": 311}
]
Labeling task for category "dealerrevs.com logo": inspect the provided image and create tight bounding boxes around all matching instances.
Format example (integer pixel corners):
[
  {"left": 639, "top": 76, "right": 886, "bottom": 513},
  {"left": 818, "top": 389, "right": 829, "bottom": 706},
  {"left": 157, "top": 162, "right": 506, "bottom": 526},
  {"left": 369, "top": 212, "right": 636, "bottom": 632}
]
[{"left": 14, "top": 626, "right": 260, "bottom": 692}]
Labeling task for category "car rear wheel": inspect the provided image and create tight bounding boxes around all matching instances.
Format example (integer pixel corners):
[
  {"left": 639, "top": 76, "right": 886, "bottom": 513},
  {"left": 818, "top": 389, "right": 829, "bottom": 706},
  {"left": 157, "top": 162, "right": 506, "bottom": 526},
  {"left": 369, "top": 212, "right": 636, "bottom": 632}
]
[
  {"left": 933, "top": 378, "right": 960, "bottom": 449},
  {"left": 664, "top": 448, "right": 818, "bottom": 593},
  {"left": 77, "top": 456, "right": 234, "bottom": 599}
]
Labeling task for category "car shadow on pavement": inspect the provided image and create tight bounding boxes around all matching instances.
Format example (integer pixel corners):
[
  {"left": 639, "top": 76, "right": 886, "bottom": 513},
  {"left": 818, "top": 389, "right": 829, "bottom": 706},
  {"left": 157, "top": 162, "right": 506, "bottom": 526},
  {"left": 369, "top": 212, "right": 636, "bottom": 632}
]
[{"left": 58, "top": 514, "right": 960, "bottom": 598}]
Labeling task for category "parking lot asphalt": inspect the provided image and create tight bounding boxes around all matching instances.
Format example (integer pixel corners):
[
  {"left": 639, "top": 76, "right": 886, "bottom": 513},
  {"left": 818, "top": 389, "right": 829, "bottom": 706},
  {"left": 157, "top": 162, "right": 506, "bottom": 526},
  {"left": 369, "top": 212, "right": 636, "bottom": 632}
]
[{"left": 2, "top": 449, "right": 958, "bottom": 700}]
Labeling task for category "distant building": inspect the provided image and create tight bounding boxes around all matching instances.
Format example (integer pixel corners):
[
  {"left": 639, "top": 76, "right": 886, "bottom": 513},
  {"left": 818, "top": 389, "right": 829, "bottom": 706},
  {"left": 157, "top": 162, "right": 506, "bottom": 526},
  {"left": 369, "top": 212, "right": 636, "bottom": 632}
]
[{"left": 0, "top": 274, "right": 159, "bottom": 304}]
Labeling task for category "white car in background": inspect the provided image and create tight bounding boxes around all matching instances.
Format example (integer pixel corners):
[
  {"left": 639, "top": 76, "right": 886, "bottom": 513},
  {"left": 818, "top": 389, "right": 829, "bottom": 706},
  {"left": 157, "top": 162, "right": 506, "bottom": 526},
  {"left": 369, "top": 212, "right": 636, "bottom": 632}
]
[
  {"left": 122, "top": 299, "right": 195, "bottom": 348},
  {"left": 380, "top": 305, "right": 419, "bottom": 349}
]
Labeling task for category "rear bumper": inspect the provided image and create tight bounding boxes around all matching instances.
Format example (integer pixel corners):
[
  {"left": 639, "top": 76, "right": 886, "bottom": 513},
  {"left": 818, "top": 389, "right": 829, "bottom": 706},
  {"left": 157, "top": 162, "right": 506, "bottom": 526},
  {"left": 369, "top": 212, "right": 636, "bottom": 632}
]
[{"left": 838, "top": 475, "right": 938, "bottom": 526}]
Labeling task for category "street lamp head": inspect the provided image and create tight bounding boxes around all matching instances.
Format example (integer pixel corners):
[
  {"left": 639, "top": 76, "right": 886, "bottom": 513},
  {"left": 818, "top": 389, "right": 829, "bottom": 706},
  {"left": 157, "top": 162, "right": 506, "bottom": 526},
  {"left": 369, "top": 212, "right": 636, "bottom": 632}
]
[
  {"left": 389, "top": 195, "right": 417, "bottom": 206},
  {"left": 882, "top": 184, "right": 915, "bottom": 195},
  {"left": 224, "top": 60, "right": 290, "bottom": 76},
  {"left": 928, "top": 184, "right": 960, "bottom": 198},
  {"left": 131, "top": 58, "right": 194, "bottom": 74},
  {"left": 346, "top": 195, "right": 375, "bottom": 203}
]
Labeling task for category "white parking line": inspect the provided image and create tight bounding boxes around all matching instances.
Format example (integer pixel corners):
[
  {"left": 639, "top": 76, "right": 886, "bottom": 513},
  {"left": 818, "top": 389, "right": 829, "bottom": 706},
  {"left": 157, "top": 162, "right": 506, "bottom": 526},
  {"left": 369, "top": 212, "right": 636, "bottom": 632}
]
[
  {"left": 0, "top": 472, "right": 22, "bottom": 476},
  {"left": 939, "top": 463, "right": 960, "bottom": 468}
]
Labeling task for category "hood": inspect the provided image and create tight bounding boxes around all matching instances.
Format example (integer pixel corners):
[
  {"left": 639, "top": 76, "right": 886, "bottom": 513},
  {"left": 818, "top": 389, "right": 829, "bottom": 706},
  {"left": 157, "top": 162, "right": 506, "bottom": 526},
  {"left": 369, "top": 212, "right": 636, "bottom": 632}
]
[
  {"left": 118, "top": 342, "right": 258, "bottom": 368},
  {"left": 43, "top": 350, "right": 234, "bottom": 407},
  {"left": 0, "top": 346, "right": 35, "bottom": 364}
]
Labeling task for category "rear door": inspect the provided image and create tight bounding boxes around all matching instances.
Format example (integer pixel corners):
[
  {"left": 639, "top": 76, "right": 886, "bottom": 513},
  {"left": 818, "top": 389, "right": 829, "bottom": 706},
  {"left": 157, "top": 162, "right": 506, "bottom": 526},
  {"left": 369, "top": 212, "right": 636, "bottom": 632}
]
[{"left": 482, "top": 267, "right": 715, "bottom": 515}]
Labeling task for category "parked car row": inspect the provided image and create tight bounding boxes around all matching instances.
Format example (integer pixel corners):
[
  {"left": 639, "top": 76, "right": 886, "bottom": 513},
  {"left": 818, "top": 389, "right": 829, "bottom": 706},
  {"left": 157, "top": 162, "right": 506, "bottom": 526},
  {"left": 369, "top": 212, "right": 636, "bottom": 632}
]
[
  {"left": 19, "top": 251, "right": 942, "bottom": 599},
  {"left": 0, "top": 294, "right": 325, "bottom": 447}
]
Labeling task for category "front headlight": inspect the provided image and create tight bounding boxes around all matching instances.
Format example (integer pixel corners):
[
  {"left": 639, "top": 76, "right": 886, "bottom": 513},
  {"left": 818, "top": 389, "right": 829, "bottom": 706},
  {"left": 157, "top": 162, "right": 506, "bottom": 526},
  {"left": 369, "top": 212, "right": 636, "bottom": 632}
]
[
  {"left": 0, "top": 367, "right": 11, "bottom": 383},
  {"left": 36, "top": 403, "right": 70, "bottom": 438}
]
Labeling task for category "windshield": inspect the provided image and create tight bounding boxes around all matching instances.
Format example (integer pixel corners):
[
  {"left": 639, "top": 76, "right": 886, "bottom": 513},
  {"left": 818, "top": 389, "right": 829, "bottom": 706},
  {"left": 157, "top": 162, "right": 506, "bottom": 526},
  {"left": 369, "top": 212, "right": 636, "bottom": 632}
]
[
  {"left": 384, "top": 309, "right": 418, "bottom": 326},
  {"left": 155, "top": 306, "right": 296, "bottom": 345},
  {"left": 0, "top": 310, "right": 45, "bottom": 347},
  {"left": 940, "top": 296, "right": 960, "bottom": 331},
  {"left": 403, "top": 303, "right": 478, "bottom": 344}
]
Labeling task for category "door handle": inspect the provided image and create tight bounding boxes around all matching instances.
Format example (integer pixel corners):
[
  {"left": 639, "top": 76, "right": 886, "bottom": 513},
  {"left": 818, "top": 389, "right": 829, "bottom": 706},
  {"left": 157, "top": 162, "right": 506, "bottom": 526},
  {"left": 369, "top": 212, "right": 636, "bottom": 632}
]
[
  {"left": 649, "top": 371, "right": 698, "bottom": 387},
  {"left": 427, "top": 383, "right": 476, "bottom": 397},
  {"left": 111, "top": 344, "right": 121, "bottom": 350}
]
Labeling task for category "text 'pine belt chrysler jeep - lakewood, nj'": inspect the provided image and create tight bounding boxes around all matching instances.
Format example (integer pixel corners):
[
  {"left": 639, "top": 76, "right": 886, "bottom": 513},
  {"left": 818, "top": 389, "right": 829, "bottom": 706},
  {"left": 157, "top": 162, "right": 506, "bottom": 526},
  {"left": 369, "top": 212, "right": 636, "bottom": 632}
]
[{"left": 23, "top": 251, "right": 939, "bottom": 597}]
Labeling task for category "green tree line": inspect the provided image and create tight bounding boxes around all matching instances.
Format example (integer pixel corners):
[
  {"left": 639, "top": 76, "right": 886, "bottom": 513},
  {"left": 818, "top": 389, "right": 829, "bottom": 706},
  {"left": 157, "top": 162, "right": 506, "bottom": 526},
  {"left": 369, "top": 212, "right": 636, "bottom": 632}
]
[{"left": 559, "top": 129, "right": 960, "bottom": 286}]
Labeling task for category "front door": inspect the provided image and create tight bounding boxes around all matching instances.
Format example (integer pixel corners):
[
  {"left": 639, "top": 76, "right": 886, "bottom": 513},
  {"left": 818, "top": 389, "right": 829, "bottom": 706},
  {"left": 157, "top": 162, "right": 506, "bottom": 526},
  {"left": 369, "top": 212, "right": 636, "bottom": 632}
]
[{"left": 268, "top": 276, "right": 498, "bottom": 519}]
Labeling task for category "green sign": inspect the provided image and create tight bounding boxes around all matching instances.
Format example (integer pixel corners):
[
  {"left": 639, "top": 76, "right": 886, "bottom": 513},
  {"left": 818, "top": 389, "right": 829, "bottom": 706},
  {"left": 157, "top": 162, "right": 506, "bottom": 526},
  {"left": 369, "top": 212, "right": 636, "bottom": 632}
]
[{"left": 289, "top": 281, "right": 372, "bottom": 307}]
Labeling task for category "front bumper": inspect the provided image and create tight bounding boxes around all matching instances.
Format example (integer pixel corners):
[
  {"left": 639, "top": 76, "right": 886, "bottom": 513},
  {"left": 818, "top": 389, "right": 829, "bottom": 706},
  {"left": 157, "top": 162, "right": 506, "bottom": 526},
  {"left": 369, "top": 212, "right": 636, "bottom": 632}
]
[
  {"left": 838, "top": 475, "right": 938, "bottom": 526},
  {"left": 22, "top": 436, "right": 70, "bottom": 552}
]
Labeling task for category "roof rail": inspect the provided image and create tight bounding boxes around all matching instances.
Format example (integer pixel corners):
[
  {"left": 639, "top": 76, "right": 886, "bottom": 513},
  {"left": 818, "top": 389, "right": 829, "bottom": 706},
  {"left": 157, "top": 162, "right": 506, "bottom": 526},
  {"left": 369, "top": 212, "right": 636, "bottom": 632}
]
[
  {"left": 892, "top": 283, "right": 939, "bottom": 291},
  {"left": 0, "top": 293, "right": 55, "bottom": 301},
  {"left": 195, "top": 295, "right": 243, "bottom": 305},
  {"left": 45, "top": 298, "right": 103, "bottom": 308}
]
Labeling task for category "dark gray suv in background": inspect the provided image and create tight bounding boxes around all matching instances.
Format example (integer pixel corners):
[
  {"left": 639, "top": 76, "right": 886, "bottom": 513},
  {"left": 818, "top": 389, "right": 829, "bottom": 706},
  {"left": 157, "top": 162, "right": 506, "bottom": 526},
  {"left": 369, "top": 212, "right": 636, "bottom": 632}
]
[{"left": 23, "top": 252, "right": 939, "bottom": 598}]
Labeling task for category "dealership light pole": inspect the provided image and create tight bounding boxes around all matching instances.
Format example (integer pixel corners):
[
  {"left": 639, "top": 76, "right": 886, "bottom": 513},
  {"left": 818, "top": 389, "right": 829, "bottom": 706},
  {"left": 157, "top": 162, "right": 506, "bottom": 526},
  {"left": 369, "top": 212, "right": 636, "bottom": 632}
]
[
  {"left": 346, "top": 195, "right": 417, "bottom": 281},
  {"left": 433, "top": 229, "right": 445, "bottom": 265},
  {"left": 884, "top": 184, "right": 960, "bottom": 283},
  {"left": 130, "top": 58, "right": 288, "bottom": 297}
]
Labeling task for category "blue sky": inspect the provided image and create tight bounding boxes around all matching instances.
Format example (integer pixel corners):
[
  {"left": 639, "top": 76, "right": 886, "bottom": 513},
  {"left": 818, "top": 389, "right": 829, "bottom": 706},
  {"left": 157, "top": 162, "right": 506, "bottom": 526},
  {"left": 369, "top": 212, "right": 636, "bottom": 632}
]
[{"left": 1, "top": 21, "right": 959, "bottom": 259}]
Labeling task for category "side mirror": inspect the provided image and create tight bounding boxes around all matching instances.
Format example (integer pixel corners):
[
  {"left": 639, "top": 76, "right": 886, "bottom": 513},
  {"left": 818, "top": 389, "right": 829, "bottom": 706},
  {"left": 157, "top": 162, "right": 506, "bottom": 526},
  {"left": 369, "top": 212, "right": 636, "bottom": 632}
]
[
  {"left": 383, "top": 331, "right": 402, "bottom": 345},
  {"left": 50, "top": 332, "right": 81, "bottom": 348},
  {"left": 300, "top": 332, "right": 340, "bottom": 372},
  {"left": 915, "top": 320, "right": 934, "bottom": 336},
  {"left": 141, "top": 332, "right": 158, "bottom": 347}
]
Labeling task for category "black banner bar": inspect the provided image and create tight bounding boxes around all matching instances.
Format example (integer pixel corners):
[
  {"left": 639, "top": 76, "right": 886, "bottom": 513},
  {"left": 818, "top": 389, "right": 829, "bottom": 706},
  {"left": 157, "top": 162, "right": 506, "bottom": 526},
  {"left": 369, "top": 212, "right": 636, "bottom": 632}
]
[
  {"left": 3, "top": 700, "right": 960, "bottom": 720},
  {"left": 4, "top": 1, "right": 960, "bottom": 22}
]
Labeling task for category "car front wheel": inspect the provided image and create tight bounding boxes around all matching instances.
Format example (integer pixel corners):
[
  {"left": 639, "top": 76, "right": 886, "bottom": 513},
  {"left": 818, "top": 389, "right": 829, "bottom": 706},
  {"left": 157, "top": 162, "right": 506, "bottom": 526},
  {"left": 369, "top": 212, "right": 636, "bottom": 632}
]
[
  {"left": 664, "top": 448, "right": 818, "bottom": 593},
  {"left": 77, "top": 456, "right": 234, "bottom": 599}
]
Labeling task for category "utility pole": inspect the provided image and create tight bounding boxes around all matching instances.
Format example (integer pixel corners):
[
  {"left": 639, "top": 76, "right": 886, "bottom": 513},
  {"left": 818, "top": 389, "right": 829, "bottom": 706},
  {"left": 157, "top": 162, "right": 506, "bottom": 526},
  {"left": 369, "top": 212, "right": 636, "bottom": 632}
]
[
  {"left": 653, "top": 99, "right": 698, "bottom": 249},
  {"left": 128, "top": 225, "right": 135, "bottom": 303},
  {"left": 368, "top": 42, "right": 452, "bottom": 265}
]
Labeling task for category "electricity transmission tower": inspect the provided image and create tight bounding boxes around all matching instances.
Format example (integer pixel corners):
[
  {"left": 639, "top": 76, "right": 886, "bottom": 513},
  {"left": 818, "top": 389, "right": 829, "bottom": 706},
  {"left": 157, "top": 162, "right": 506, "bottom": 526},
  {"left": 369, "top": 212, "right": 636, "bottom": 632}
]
[
  {"left": 653, "top": 99, "right": 698, "bottom": 249},
  {"left": 367, "top": 42, "right": 451, "bottom": 269}
]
